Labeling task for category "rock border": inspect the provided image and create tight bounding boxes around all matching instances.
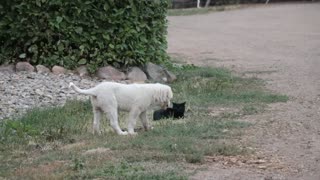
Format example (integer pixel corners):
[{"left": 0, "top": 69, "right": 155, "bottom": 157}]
[{"left": 0, "top": 62, "right": 176, "bottom": 83}]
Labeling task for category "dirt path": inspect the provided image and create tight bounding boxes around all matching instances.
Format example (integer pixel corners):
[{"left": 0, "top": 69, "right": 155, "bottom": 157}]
[{"left": 168, "top": 3, "right": 320, "bottom": 180}]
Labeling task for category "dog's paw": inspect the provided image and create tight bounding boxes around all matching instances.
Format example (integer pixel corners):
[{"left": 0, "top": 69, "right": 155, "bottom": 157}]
[
  {"left": 92, "top": 130, "right": 102, "bottom": 135},
  {"left": 128, "top": 131, "right": 138, "bottom": 136},
  {"left": 119, "top": 131, "right": 128, "bottom": 136},
  {"left": 144, "top": 126, "right": 154, "bottom": 131}
]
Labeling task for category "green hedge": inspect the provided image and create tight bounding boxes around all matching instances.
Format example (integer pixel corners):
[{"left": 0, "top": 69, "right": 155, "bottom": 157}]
[{"left": 0, "top": 0, "right": 168, "bottom": 72}]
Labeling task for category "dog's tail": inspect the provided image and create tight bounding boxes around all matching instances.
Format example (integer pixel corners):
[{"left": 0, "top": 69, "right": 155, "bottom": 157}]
[{"left": 69, "top": 82, "right": 96, "bottom": 96}]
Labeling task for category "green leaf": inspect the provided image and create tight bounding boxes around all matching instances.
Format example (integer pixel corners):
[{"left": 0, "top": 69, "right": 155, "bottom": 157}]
[
  {"left": 102, "top": 34, "right": 110, "bottom": 40},
  {"left": 103, "top": 4, "right": 109, "bottom": 11},
  {"left": 79, "top": 45, "right": 85, "bottom": 50},
  {"left": 36, "top": 0, "right": 41, "bottom": 7},
  {"left": 51, "top": 55, "right": 59, "bottom": 60},
  {"left": 75, "top": 27, "right": 83, "bottom": 34},
  {"left": 109, "top": 44, "right": 114, "bottom": 49},
  {"left": 78, "top": 58, "right": 87, "bottom": 65},
  {"left": 58, "top": 43, "right": 64, "bottom": 52},
  {"left": 19, "top": 53, "right": 26, "bottom": 58},
  {"left": 56, "top": 16, "right": 63, "bottom": 24}
]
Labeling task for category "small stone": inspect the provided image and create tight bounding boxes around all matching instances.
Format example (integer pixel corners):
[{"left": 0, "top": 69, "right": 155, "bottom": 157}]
[
  {"left": 256, "top": 159, "right": 267, "bottom": 164},
  {"left": 96, "top": 66, "right": 126, "bottom": 80},
  {"left": 76, "top": 66, "right": 89, "bottom": 77},
  {"left": 249, "top": 159, "right": 266, "bottom": 164},
  {"left": 52, "top": 66, "right": 66, "bottom": 75},
  {"left": 258, "top": 165, "right": 267, "bottom": 170},
  {"left": 35, "top": 89, "right": 44, "bottom": 96},
  {"left": 264, "top": 176, "right": 273, "bottom": 180},
  {"left": 16, "top": 62, "right": 35, "bottom": 72},
  {"left": 229, "top": 157, "right": 238, "bottom": 163},
  {"left": 36, "top": 65, "right": 50, "bottom": 74}
]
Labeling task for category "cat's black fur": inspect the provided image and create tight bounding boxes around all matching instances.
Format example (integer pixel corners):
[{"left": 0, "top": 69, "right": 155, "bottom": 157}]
[{"left": 153, "top": 102, "right": 186, "bottom": 121}]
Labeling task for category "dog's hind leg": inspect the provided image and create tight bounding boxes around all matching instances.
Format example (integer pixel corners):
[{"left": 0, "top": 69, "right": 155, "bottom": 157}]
[
  {"left": 139, "top": 111, "right": 152, "bottom": 131},
  {"left": 103, "top": 107, "right": 128, "bottom": 135},
  {"left": 92, "top": 107, "right": 102, "bottom": 135},
  {"left": 91, "top": 97, "right": 102, "bottom": 135}
]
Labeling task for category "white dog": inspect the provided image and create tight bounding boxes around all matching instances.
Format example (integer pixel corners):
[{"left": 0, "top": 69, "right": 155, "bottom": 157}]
[{"left": 69, "top": 82, "right": 173, "bottom": 135}]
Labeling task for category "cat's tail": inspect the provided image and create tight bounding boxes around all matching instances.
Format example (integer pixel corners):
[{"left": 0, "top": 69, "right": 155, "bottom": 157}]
[{"left": 69, "top": 82, "right": 96, "bottom": 96}]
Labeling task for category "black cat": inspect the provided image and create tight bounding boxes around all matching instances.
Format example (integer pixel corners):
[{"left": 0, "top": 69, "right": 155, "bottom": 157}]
[{"left": 153, "top": 102, "right": 186, "bottom": 121}]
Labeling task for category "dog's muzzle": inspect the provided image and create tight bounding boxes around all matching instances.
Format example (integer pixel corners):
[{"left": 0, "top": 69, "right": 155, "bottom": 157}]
[{"left": 160, "top": 101, "right": 171, "bottom": 109}]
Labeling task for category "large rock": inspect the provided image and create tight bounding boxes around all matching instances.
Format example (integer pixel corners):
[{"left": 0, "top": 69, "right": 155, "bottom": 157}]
[
  {"left": 144, "top": 63, "right": 176, "bottom": 83},
  {"left": 52, "top": 66, "right": 66, "bottom": 75},
  {"left": 36, "top": 65, "right": 50, "bottom": 74},
  {"left": 76, "top": 66, "right": 89, "bottom": 77},
  {"left": 96, "top": 66, "right": 125, "bottom": 80},
  {"left": 126, "top": 67, "right": 147, "bottom": 82},
  {"left": 0, "top": 64, "right": 15, "bottom": 73},
  {"left": 16, "top": 62, "right": 35, "bottom": 72}
]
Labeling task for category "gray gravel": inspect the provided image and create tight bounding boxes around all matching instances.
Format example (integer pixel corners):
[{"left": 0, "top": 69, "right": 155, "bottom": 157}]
[
  {"left": 168, "top": 2, "right": 320, "bottom": 180},
  {"left": 0, "top": 72, "right": 102, "bottom": 120}
]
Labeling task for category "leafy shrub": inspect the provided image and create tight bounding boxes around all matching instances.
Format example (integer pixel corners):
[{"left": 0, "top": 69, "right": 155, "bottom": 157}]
[{"left": 0, "top": 0, "right": 168, "bottom": 72}]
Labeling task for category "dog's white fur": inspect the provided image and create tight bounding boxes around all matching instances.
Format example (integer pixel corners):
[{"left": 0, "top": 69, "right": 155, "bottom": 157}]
[{"left": 69, "top": 82, "right": 173, "bottom": 135}]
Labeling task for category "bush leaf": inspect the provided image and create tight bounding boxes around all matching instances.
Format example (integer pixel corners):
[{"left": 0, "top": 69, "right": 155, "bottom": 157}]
[
  {"left": 56, "top": 16, "right": 63, "bottom": 24},
  {"left": 19, "top": 53, "right": 26, "bottom": 58},
  {"left": 78, "top": 58, "right": 87, "bottom": 65}
]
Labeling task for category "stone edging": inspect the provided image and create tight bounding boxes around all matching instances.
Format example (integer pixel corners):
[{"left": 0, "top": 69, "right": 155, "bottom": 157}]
[{"left": 0, "top": 62, "right": 176, "bottom": 83}]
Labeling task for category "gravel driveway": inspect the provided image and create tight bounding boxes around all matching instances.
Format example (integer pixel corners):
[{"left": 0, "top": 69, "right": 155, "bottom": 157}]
[{"left": 168, "top": 3, "right": 320, "bottom": 180}]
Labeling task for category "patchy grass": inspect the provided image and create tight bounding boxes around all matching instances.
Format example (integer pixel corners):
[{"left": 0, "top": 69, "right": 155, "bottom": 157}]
[
  {"left": 169, "top": 65, "right": 288, "bottom": 106},
  {"left": 168, "top": 5, "right": 243, "bottom": 16},
  {"left": 0, "top": 64, "right": 287, "bottom": 179}
]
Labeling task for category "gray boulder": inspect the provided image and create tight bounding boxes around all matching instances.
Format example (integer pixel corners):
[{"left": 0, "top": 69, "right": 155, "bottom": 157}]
[
  {"left": 96, "top": 66, "right": 126, "bottom": 80},
  {"left": 76, "top": 66, "right": 89, "bottom": 77},
  {"left": 36, "top": 65, "right": 51, "bottom": 74},
  {"left": 144, "top": 63, "right": 176, "bottom": 83},
  {"left": 0, "top": 64, "right": 15, "bottom": 73},
  {"left": 16, "top": 62, "right": 35, "bottom": 72},
  {"left": 126, "top": 67, "right": 147, "bottom": 82},
  {"left": 52, "top": 66, "right": 66, "bottom": 75}
]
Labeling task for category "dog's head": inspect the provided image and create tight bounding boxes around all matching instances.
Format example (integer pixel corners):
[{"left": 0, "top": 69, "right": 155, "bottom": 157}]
[{"left": 153, "top": 84, "right": 173, "bottom": 109}]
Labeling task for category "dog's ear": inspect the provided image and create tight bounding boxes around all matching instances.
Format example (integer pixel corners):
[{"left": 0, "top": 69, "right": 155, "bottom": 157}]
[
  {"left": 153, "top": 85, "right": 173, "bottom": 104},
  {"left": 167, "top": 87, "right": 173, "bottom": 100}
]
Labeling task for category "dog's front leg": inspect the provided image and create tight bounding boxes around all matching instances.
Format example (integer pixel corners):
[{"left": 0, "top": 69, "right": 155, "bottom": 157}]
[
  {"left": 127, "top": 109, "right": 141, "bottom": 135},
  {"left": 139, "top": 111, "right": 152, "bottom": 131}
]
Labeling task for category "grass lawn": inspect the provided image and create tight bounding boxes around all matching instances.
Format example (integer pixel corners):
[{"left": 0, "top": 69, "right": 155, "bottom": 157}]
[{"left": 0, "top": 63, "right": 287, "bottom": 179}]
